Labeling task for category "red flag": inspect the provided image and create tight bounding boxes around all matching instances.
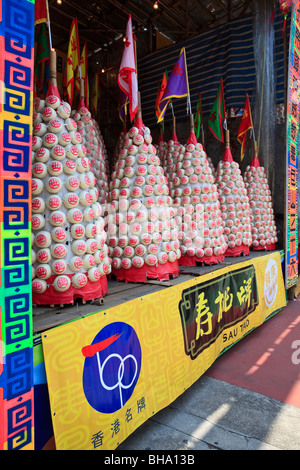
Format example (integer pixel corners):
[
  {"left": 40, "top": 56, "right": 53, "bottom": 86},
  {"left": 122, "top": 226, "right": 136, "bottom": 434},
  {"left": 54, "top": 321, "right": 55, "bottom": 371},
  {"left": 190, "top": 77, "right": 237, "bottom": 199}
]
[
  {"left": 237, "top": 93, "right": 253, "bottom": 161},
  {"left": 35, "top": 0, "right": 49, "bottom": 25},
  {"left": 118, "top": 15, "right": 138, "bottom": 122}
]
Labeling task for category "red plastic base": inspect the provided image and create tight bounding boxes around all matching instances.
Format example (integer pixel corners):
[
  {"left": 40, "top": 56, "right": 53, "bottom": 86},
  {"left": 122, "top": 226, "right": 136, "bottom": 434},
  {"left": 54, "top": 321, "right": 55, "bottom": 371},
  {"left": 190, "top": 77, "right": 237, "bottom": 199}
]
[
  {"left": 224, "top": 244, "right": 250, "bottom": 257},
  {"left": 179, "top": 253, "right": 225, "bottom": 266},
  {"left": 252, "top": 243, "right": 276, "bottom": 252},
  {"left": 32, "top": 274, "right": 108, "bottom": 305},
  {"left": 112, "top": 260, "right": 179, "bottom": 283}
]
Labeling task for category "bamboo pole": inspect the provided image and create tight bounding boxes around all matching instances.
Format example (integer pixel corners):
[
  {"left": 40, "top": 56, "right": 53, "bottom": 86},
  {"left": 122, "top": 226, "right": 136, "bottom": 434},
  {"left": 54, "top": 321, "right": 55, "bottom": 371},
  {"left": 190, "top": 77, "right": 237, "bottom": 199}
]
[
  {"left": 254, "top": 140, "right": 258, "bottom": 156},
  {"left": 225, "top": 129, "right": 230, "bottom": 148},
  {"left": 49, "top": 49, "right": 57, "bottom": 87},
  {"left": 80, "top": 78, "right": 85, "bottom": 101},
  {"left": 189, "top": 113, "right": 194, "bottom": 133}
]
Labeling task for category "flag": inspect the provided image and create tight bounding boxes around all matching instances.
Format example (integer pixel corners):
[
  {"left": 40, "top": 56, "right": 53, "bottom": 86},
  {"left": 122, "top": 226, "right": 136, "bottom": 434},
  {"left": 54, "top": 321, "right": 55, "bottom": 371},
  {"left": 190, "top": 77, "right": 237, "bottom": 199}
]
[
  {"left": 155, "top": 71, "right": 168, "bottom": 121},
  {"left": 118, "top": 15, "right": 138, "bottom": 122},
  {"left": 66, "top": 18, "right": 80, "bottom": 107},
  {"left": 118, "top": 91, "right": 128, "bottom": 124},
  {"left": 34, "top": 22, "right": 50, "bottom": 94},
  {"left": 35, "top": 0, "right": 49, "bottom": 25},
  {"left": 157, "top": 48, "right": 189, "bottom": 123},
  {"left": 237, "top": 93, "right": 253, "bottom": 161},
  {"left": 208, "top": 79, "right": 226, "bottom": 142},
  {"left": 90, "top": 71, "right": 99, "bottom": 116},
  {"left": 194, "top": 93, "right": 203, "bottom": 139}
]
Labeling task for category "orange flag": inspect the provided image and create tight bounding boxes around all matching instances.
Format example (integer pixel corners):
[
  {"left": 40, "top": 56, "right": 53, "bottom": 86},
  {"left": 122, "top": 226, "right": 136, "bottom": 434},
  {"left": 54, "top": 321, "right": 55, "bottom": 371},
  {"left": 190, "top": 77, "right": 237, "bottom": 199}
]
[
  {"left": 237, "top": 93, "right": 253, "bottom": 161},
  {"left": 155, "top": 71, "right": 168, "bottom": 121},
  {"left": 66, "top": 18, "right": 80, "bottom": 107}
]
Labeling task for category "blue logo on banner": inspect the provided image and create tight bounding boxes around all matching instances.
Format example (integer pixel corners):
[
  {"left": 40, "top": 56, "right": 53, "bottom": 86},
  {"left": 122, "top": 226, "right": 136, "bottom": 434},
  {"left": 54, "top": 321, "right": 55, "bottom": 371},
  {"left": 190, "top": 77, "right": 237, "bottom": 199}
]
[{"left": 82, "top": 322, "right": 142, "bottom": 414}]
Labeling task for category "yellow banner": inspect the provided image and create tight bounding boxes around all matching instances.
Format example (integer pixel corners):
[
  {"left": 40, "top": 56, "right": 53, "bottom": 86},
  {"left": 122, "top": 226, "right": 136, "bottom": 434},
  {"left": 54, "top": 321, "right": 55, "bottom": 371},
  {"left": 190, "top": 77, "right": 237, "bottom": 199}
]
[{"left": 42, "top": 251, "right": 286, "bottom": 450}]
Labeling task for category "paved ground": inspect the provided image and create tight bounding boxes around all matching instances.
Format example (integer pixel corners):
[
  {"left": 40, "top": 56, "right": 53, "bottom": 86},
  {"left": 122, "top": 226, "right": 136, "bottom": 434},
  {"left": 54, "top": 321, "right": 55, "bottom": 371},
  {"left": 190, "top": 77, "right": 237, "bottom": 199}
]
[{"left": 118, "top": 297, "right": 300, "bottom": 451}]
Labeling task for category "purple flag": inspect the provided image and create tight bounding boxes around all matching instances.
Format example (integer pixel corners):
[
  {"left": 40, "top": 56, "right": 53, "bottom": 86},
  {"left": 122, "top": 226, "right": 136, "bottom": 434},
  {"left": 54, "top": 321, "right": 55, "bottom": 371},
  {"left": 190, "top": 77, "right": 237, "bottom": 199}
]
[{"left": 157, "top": 47, "right": 189, "bottom": 123}]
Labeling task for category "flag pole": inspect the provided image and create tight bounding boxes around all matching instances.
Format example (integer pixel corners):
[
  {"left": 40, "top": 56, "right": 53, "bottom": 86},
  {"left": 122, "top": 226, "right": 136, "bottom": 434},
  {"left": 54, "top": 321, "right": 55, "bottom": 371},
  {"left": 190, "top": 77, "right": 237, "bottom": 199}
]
[
  {"left": 46, "top": 47, "right": 61, "bottom": 99},
  {"left": 165, "top": 68, "right": 174, "bottom": 117},
  {"left": 45, "top": 0, "right": 53, "bottom": 50},
  {"left": 183, "top": 47, "right": 192, "bottom": 115},
  {"left": 221, "top": 78, "right": 227, "bottom": 131},
  {"left": 170, "top": 102, "right": 175, "bottom": 117},
  {"left": 190, "top": 113, "right": 194, "bottom": 133},
  {"left": 249, "top": 93, "right": 256, "bottom": 142},
  {"left": 188, "top": 94, "right": 192, "bottom": 115},
  {"left": 49, "top": 48, "right": 57, "bottom": 86}
]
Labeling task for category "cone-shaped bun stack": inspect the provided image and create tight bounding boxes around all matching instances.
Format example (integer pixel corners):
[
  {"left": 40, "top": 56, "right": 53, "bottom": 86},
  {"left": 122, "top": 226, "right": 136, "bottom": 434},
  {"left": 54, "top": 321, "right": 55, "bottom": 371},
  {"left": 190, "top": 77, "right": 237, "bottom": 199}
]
[
  {"left": 199, "top": 130, "right": 215, "bottom": 175},
  {"left": 31, "top": 53, "right": 108, "bottom": 304},
  {"left": 215, "top": 130, "right": 252, "bottom": 257},
  {"left": 107, "top": 96, "right": 180, "bottom": 282},
  {"left": 171, "top": 116, "right": 226, "bottom": 266},
  {"left": 74, "top": 89, "right": 109, "bottom": 206},
  {"left": 113, "top": 125, "right": 127, "bottom": 173},
  {"left": 156, "top": 129, "right": 168, "bottom": 168},
  {"left": 165, "top": 140, "right": 184, "bottom": 194},
  {"left": 243, "top": 143, "right": 278, "bottom": 250},
  {"left": 163, "top": 117, "right": 183, "bottom": 190}
]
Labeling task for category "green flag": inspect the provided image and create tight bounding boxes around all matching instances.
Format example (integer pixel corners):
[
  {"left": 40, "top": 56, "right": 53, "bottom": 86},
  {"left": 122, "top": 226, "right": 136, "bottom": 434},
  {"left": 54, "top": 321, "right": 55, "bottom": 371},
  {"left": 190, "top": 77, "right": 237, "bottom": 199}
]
[
  {"left": 194, "top": 93, "right": 202, "bottom": 139},
  {"left": 208, "top": 79, "right": 226, "bottom": 142},
  {"left": 34, "top": 23, "right": 50, "bottom": 91}
]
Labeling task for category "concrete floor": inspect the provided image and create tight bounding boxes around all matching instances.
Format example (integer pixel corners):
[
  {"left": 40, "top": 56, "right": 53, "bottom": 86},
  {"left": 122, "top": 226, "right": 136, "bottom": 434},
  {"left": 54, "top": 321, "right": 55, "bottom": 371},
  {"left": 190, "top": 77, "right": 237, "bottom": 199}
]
[{"left": 118, "top": 297, "right": 300, "bottom": 451}]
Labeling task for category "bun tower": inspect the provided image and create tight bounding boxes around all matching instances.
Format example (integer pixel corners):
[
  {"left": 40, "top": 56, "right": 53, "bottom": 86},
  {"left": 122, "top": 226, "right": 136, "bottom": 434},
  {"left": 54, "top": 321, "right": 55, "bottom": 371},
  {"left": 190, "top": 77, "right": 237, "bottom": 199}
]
[
  {"left": 31, "top": 50, "right": 108, "bottom": 305},
  {"left": 171, "top": 115, "right": 226, "bottom": 266},
  {"left": 244, "top": 142, "right": 277, "bottom": 250},
  {"left": 107, "top": 93, "right": 180, "bottom": 282},
  {"left": 215, "top": 130, "right": 252, "bottom": 257}
]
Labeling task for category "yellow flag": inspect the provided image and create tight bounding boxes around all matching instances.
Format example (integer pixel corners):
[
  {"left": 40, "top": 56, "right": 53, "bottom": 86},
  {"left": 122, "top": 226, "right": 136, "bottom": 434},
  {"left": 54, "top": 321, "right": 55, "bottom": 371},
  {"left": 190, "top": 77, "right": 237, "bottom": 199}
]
[{"left": 66, "top": 18, "right": 80, "bottom": 106}]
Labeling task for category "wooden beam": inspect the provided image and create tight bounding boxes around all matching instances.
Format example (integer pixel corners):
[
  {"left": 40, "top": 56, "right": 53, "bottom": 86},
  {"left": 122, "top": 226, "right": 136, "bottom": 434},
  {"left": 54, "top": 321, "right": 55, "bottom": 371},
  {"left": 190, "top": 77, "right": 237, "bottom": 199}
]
[
  {"left": 227, "top": 0, "right": 232, "bottom": 21},
  {"left": 56, "top": 0, "right": 122, "bottom": 37},
  {"left": 149, "top": 22, "right": 153, "bottom": 53},
  {"left": 239, "top": 0, "right": 254, "bottom": 17},
  {"left": 105, "top": 0, "right": 148, "bottom": 27},
  {"left": 145, "top": 0, "right": 198, "bottom": 31},
  {"left": 212, "top": 0, "right": 227, "bottom": 12},
  {"left": 191, "top": 0, "right": 216, "bottom": 20},
  {"left": 185, "top": 0, "right": 190, "bottom": 39},
  {"left": 188, "top": 0, "right": 254, "bottom": 35}
]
